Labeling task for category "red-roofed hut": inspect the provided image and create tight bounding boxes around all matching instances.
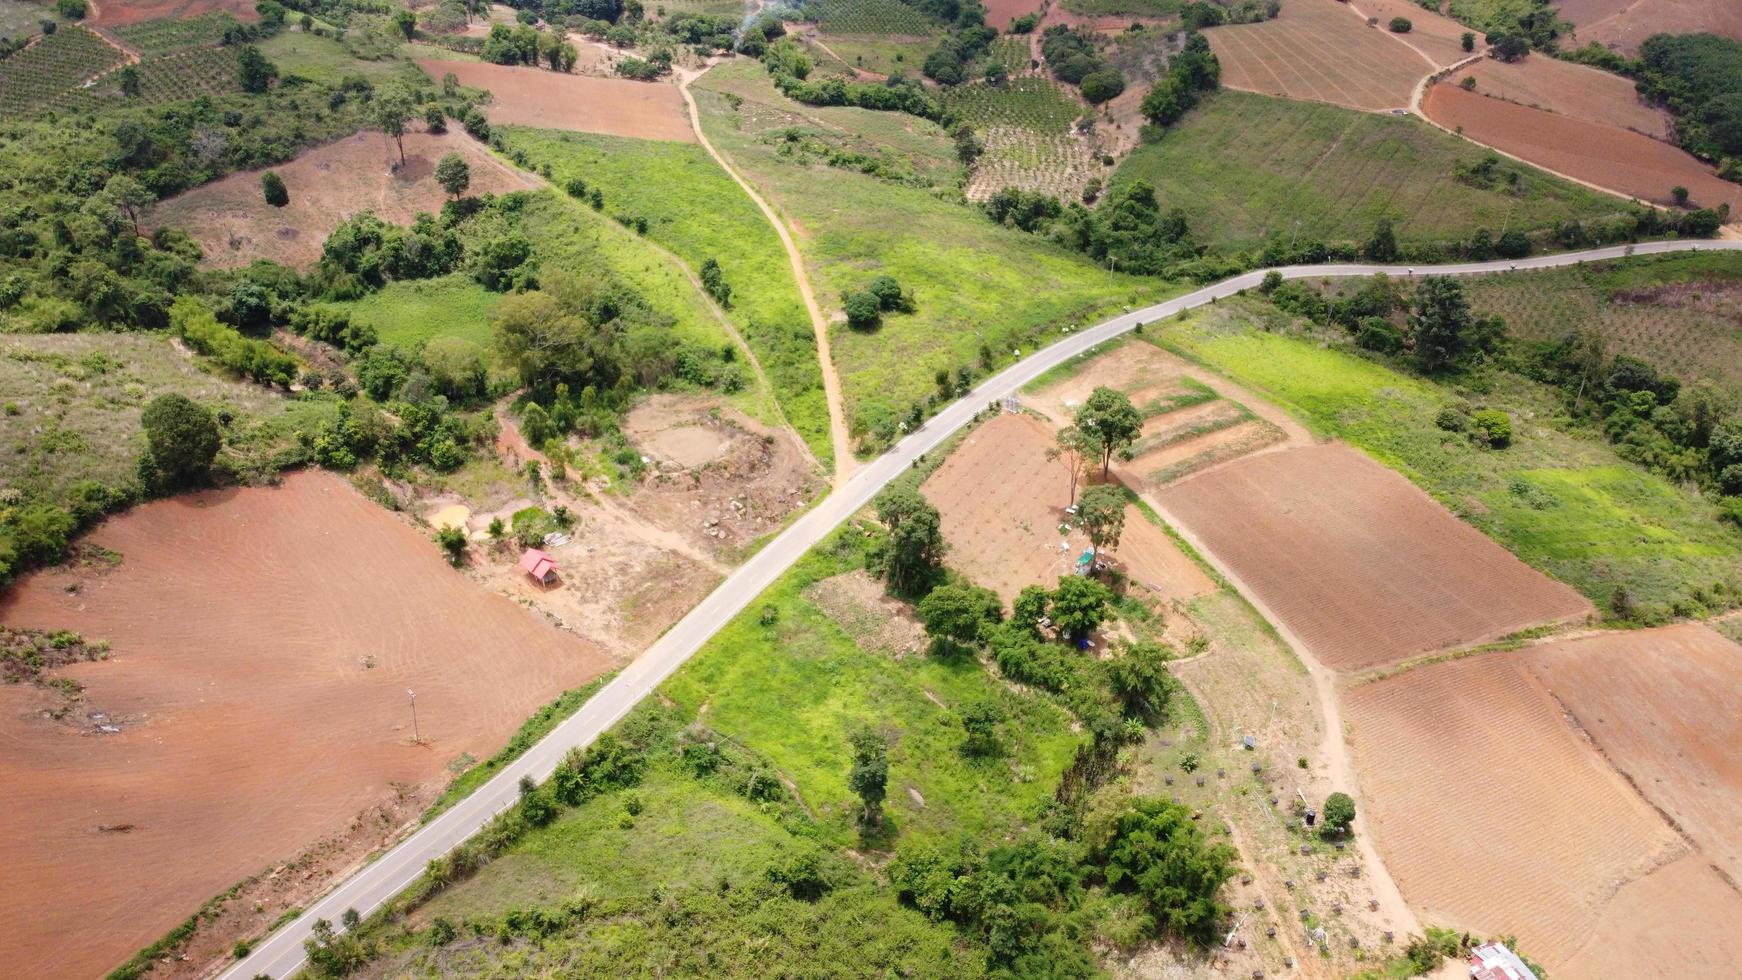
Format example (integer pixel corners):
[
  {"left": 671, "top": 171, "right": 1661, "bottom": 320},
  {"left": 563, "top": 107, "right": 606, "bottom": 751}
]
[{"left": 518, "top": 548, "right": 558, "bottom": 585}]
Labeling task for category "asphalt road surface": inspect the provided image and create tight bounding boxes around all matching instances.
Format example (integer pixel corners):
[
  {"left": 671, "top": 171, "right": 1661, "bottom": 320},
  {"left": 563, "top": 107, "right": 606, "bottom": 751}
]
[{"left": 222, "top": 239, "right": 1740, "bottom": 979}]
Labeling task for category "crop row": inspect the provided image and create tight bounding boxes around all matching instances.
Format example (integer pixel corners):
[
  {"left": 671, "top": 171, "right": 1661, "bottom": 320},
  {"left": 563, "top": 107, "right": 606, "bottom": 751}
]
[
  {"left": 942, "top": 77, "right": 1084, "bottom": 136},
  {"left": 807, "top": 0, "right": 934, "bottom": 35},
  {"left": 0, "top": 25, "right": 126, "bottom": 116},
  {"left": 112, "top": 11, "right": 237, "bottom": 55}
]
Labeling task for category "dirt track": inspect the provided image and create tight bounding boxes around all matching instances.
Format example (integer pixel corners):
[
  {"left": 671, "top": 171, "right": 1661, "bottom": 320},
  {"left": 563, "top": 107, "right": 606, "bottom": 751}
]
[{"left": 0, "top": 472, "right": 611, "bottom": 980}]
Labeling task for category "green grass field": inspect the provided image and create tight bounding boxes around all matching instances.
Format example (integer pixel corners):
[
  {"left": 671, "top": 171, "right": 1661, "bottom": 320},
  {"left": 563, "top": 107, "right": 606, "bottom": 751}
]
[
  {"left": 333, "top": 274, "right": 503, "bottom": 354},
  {"left": 1112, "top": 91, "right": 1627, "bottom": 252},
  {"left": 259, "top": 29, "right": 416, "bottom": 87},
  {"left": 1461, "top": 252, "right": 1742, "bottom": 400},
  {"left": 694, "top": 59, "right": 1156, "bottom": 450},
  {"left": 1158, "top": 306, "right": 1742, "bottom": 614},
  {"left": 495, "top": 127, "right": 832, "bottom": 466}
]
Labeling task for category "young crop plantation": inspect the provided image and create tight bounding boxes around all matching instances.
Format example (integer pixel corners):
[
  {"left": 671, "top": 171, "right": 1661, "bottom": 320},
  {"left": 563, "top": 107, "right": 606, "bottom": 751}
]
[
  {"left": 110, "top": 10, "right": 236, "bottom": 54},
  {"left": 0, "top": 25, "right": 127, "bottom": 116},
  {"left": 942, "top": 76, "right": 1105, "bottom": 201},
  {"left": 805, "top": 0, "right": 939, "bottom": 34}
]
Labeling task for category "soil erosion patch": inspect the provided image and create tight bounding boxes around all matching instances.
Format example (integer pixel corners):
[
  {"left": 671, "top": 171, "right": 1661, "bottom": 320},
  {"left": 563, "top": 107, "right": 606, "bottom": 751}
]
[
  {"left": 1155, "top": 443, "right": 1591, "bottom": 670},
  {"left": 0, "top": 471, "right": 610, "bottom": 980},
  {"left": 419, "top": 60, "right": 696, "bottom": 142}
]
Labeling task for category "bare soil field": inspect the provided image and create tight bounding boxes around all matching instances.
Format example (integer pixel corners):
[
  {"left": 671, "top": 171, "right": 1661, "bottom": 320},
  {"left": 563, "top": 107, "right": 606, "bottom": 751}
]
[
  {"left": 1423, "top": 82, "right": 1742, "bottom": 212},
  {"left": 922, "top": 412, "right": 1214, "bottom": 605},
  {"left": 1560, "top": 852, "right": 1742, "bottom": 978},
  {"left": 0, "top": 470, "right": 610, "bottom": 980},
  {"left": 1206, "top": 0, "right": 1431, "bottom": 111},
  {"left": 805, "top": 568, "right": 929, "bottom": 657},
  {"left": 147, "top": 129, "right": 537, "bottom": 269},
  {"left": 88, "top": 0, "right": 258, "bottom": 27},
  {"left": 1447, "top": 53, "right": 1671, "bottom": 138},
  {"left": 984, "top": 0, "right": 1045, "bottom": 31},
  {"left": 1350, "top": 0, "right": 1475, "bottom": 67},
  {"left": 1344, "top": 654, "right": 1685, "bottom": 968},
  {"left": 1557, "top": 0, "right": 1742, "bottom": 55},
  {"left": 1519, "top": 623, "right": 1742, "bottom": 884},
  {"left": 1155, "top": 444, "right": 1592, "bottom": 670},
  {"left": 419, "top": 59, "right": 696, "bottom": 142}
]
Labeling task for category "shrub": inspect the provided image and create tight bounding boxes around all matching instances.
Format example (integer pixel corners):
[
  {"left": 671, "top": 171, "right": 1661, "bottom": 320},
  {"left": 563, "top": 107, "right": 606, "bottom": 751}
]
[
  {"left": 843, "top": 290, "right": 881, "bottom": 329},
  {"left": 1388, "top": 17, "right": 1412, "bottom": 32},
  {"left": 55, "top": 0, "right": 85, "bottom": 19},
  {"left": 142, "top": 393, "right": 221, "bottom": 486},
  {"left": 1471, "top": 409, "right": 1513, "bottom": 447},
  {"left": 261, "top": 171, "right": 288, "bottom": 207},
  {"left": 436, "top": 525, "right": 468, "bottom": 564},
  {"left": 1321, "top": 791, "right": 1356, "bottom": 835}
]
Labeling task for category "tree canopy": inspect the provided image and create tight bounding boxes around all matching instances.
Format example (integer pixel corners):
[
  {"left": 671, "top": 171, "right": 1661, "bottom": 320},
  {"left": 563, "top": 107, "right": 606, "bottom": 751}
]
[
  {"left": 1076, "top": 387, "right": 1143, "bottom": 479},
  {"left": 141, "top": 393, "right": 220, "bottom": 486}
]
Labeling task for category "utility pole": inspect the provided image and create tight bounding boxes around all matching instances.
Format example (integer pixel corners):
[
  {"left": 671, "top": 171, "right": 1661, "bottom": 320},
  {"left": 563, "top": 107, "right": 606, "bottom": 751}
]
[{"left": 407, "top": 689, "right": 421, "bottom": 745}]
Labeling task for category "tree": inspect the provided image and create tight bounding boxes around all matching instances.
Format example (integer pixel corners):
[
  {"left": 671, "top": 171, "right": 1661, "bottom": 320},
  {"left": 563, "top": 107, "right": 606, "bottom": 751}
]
[
  {"left": 372, "top": 87, "right": 415, "bottom": 167},
  {"left": 1461, "top": 31, "right": 1475, "bottom": 52},
  {"left": 958, "top": 698, "right": 1005, "bottom": 757},
  {"left": 843, "top": 290, "right": 881, "bottom": 329},
  {"left": 492, "top": 290, "right": 594, "bottom": 389},
  {"left": 867, "top": 274, "right": 910, "bottom": 312},
  {"left": 424, "top": 105, "right": 446, "bottom": 133},
  {"left": 1388, "top": 16, "right": 1412, "bottom": 32},
  {"left": 1363, "top": 217, "right": 1398, "bottom": 261},
  {"left": 1076, "top": 483, "right": 1126, "bottom": 559},
  {"left": 1101, "top": 798, "right": 1237, "bottom": 945},
  {"left": 393, "top": 8, "right": 416, "bottom": 39},
  {"left": 102, "top": 174, "right": 152, "bottom": 236},
  {"left": 237, "top": 45, "right": 277, "bottom": 93},
  {"left": 434, "top": 153, "right": 471, "bottom": 199},
  {"left": 261, "top": 171, "right": 288, "bottom": 207},
  {"left": 1672, "top": 185, "right": 1690, "bottom": 206},
  {"left": 874, "top": 485, "right": 946, "bottom": 595},
  {"left": 847, "top": 727, "right": 888, "bottom": 825},
  {"left": 435, "top": 525, "right": 467, "bottom": 565},
  {"left": 1013, "top": 585, "right": 1050, "bottom": 634},
  {"left": 1045, "top": 426, "right": 1090, "bottom": 509},
  {"left": 1076, "top": 386, "right": 1143, "bottom": 479},
  {"left": 700, "top": 258, "right": 731, "bottom": 306},
  {"left": 917, "top": 583, "right": 1002, "bottom": 655},
  {"left": 117, "top": 64, "right": 140, "bottom": 97},
  {"left": 1409, "top": 276, "right": 1474, "bottom": 373},
  {"left": 1049, "top": 574, "right": 1112, "bottom": 642},
  {"left": 1107, "top": 640, "right": 1176, "bottom": 721},
  {"left": 1321, "top": 791, "right": 1356, "bottom": 836},
  {"left": 142, "top": 394, "right": 220, "bottom": 486}
]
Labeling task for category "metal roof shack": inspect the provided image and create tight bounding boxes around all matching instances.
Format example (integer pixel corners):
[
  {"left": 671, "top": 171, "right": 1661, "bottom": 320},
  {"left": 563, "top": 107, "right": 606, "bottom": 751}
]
[
  {"left": 518, "top": 548, "right": 558, "bottom": 585},
  {"left": 1468, "top": 942, "right": 1538, "bottom": 980}
]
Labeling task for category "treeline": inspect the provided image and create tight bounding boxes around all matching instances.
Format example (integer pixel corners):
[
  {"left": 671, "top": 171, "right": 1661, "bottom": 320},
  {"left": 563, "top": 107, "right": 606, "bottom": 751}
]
[{"left": 1561, "top": 32, "right": 1742, "bottom": 175}]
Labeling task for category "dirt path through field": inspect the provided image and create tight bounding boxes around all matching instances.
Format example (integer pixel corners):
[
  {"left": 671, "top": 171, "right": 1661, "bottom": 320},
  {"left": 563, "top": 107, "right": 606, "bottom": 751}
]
[{"left": 678, "top": 64, "right": 855, "bottom": 486}]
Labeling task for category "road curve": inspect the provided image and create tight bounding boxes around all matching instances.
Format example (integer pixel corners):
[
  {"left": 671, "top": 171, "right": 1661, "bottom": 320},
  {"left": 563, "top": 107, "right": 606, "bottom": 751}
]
[{"left": 220, "top": 238, "right": 1741, "bottom": 980}]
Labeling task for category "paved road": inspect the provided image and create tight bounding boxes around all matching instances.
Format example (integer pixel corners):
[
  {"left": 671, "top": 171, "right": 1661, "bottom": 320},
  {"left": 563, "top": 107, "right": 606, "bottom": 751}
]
[{"left": 222, "top": 239, "right": 1740, "bottom": 979}]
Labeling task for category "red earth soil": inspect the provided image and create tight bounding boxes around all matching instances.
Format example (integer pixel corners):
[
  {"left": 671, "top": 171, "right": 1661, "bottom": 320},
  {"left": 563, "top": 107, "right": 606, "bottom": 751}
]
[
  {"left": 1348, "top": 0, "right": 1475, "bottom": 68},
  {"left": 1344, "top": 652, "right": 1742, "bottom": 972},
  {"left": 983, "top": 0, "right": 1044, "bottom": 31},
  {"left": 0, "top": 471, "right": 611, "bottom": 980},
  {"left": 87, "top": 0, "right": 259, "bottom": 27},
  {"left": 1423, "top": 82, "right": 1742, "bottom": 213},
  {"left": 145, "top": 129, "right": 539, "bottom": 269},
  {"left": 419, "top": 59, "right": 697, "bottom": 142},
  {"left": 1155, "top": 443, "right": 1592, "bottom": 671},
  {"left": 1519, "top": 623, "right": 1742, "bottom": 885},
  {"left": 1206, "top": 0, "right": 1430, "bottom": 110},
  {"left": 1556, "top": 0, "right": 1742, "bottom": 55},
  {"left": 1448, "top": 53, "right": 1671, "bottom": 138}
]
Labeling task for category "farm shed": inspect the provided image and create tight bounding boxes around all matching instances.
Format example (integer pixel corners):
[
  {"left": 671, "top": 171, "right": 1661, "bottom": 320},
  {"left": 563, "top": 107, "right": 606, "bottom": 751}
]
[
  {"left": 518, "top": 548, "right": 558, "bottom": 585},
  {"left": 1468, "top": 942, "right": 1538, "bottom": 980}
]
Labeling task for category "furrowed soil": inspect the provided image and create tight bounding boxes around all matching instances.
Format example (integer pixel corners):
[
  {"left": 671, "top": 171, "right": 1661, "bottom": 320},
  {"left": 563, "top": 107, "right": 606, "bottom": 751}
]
[
  {"left": 1155, "top": 444, "right": 1591, "bottom": 670},
  {"left": 1205, "top": 0, "right": 1431, "bottom": 111},
  {"left": 88, "top": 0, "right": 259, "bottom": 27},
  {"left": 419, "top": 59, "right": 696, "bottom": 142},
  {"left": 922, "top": 412, "right": 1214, "bottom": 605},
  {"left": 1346, "top": 651, "right": 1742, "bottom": 974},
  {"left": 1422, "top": 82, "right": 1742, "bottom": 213},
  {"left": 1519, "top": 623, "right": 1742, "bottom": 884},
  {"left": 1447, "top": 53, "right": 1671, "bottom": 137},
  {"left": 1556, "top": 0, "right": 1742, "bottom": 55},
  {"left": 146, "top": 129, "right": 538, "bottom": 269},
  {"left": 0, "top": 471, "right": 612, "bottom": 980}
]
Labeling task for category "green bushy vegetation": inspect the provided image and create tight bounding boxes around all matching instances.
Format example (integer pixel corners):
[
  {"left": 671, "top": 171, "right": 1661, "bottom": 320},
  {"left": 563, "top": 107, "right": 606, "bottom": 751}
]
[
  {"left": 693, "top": 59, "right": 1153, "bottom": 452},
  {"left": 492, "top": 126, "right": 832, "bottom": 464},
  {"left": 1160, "top": 298, "right": 1742, "bottom": 619}
]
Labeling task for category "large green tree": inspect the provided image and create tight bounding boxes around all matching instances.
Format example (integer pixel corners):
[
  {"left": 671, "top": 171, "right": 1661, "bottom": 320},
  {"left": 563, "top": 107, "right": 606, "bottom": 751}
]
[
  {"left": 141, "top": 393, "right": 221, "bottom": 486},
  {"left": 1101, "top": 798, "right": 1237, "bottom": 945},
  {"left": 1076, "top": 386, "right": 1143, "bottom": 479},
  {"left": 873, "top": 485, "right": 946, "bottom": 595},
  {"left": 1107, "top": 640, "right": 1176, "bottom": 721},
  {"left": 1045, "top": 425, "right": 1090, "bottom": 509},
  {"left": 847, "top": 727, "right": 888, "bottom": 825},
  {"left": 1076, "top": 483, "right": 1126, "bottom": 558},
  {"left": 1048, "top": 574, "right": 1112, "bottom": 642},
  {"left": 1409, "top": 276, "right": 1474, "bottom": 373},
  {"left": 434, "top": 152, "right": 471, "bottom": 199},
  {"left": 372, "top": 87, "right": 415, "bottom": 168},
  {"left": 916, "top": 583, "right": 1002, "bottom": 655}
]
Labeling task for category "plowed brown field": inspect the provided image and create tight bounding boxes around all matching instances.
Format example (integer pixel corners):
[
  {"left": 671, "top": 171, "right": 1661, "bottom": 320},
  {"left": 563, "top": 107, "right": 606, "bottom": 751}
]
[
  {"left": 1561, "top": 853, "right": 1742, "bottom": 978},
  {"left": 985, "top": 0, "right": 1044, "bottom": 31},
  {"left": 419, "top": 59, "right": 696, "bottom": 142},
  {"left": 88, "top": 0, "right": 258, "bottom": 27},
  {"left": 923, "top": 412, "right": 1214, "bottom": 605},
  {"left": 1520, "top": 623, "right": 1742, "bottom": 884},
  {"left": 1207, "top": 0, "right": 1431, "bottom": 111},
  {"left": 0, "top": 471, "right": 611, "bottom": 980},
  {"left": 146, "top": 129, "right": 538, "bottom": 268},
  {"left": 1155, "top": 444, "right": 1591, "bottom": 670},
  {"left": 1448, "top": 53, "right": 1670, "bottom": 137},
  {"left": 1423, "top": 82, "right": 1742, "bottom": 213},
  {"left": 1345, "top": 654, "right": 1683, "bottom": 967},
  {"left": 1557, "top": 0, "right": 1742, "bottom": 55},
  {"left": 1351, "top": 0, "right": 1475, "bottom": 66}
]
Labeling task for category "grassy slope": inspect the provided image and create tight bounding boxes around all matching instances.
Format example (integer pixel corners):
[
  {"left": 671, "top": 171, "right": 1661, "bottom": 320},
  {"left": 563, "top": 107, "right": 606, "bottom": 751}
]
[
  {"left": 495, "top": 127, "right": 832, "bottom": 465},
  {"left": 336, "top": 274, "right": 503, "bottom": 353},
  {"left": 693, "top": 59, "right": 1157, "bottom": 447},
  {"left": 259, "top": 30, "right": 415, "bottom": 87},
  {"left": 1158, "top": 305, "right": 1742, "bottom": 612},
  {"left": 1113, "top": 91, "right": 1627, "bottom": 251}
]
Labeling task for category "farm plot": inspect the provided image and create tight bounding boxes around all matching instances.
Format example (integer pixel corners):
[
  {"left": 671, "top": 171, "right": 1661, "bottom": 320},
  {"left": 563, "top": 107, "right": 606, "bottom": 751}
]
[
  {"left": 419, "top": 59, "right": 696, "bottom": 141},
  {"left": 807, "top": 0, "right": 937, "bottom": 34},
  {"left": 985, "top": 0, "right": 1046, "bottom": 30},
  {"left": 1519, "top": 624, "right": 1742, "bottom": 885},
  {"left": 1205, "top": 0, "right": 1429, "bottom": 111},
  {"left": 0, "top": 471, "right": 612, "bottom": 980},
  {"left": 1112, "top": 90, "right": 1624, "bottom": 250},
  {"left": 1344, "top": 653, "right": 1734, "bottom": 972},
  {"left": 1348, "top": 0, "right": 1474, "bottom": 66},
  {"left": 922, "top": 412, "right": 1214, "bottom": 605},
  {"left": 1447, "top": 53, "right": 1670, "bottom": 137},
  {"left": 109, "top": 9, "right": 235, "bottom": 53},
  {"left": 1156, "top": 444, "right": 1591, "bottom": 670},
  {"left": 1423, "top": 82, "right": 1742, "bottom": 213},
  {"left": 146, "top": 129, "right": 538, "bottom": 269},
  {"left": 54, "top": 43, "right": 241, "bottom": 110},
  {"left": 0, "top": 25, "right": 127, "bottom": 116},
  {"left": 87, "top": 0, "right": 258, "bottom": 27},
  {"left": 942, "top": 76, "right": 1103, "bottom": 201},
  {"left": 1556, "top": 0, "right": 1742, "bottom": 54}
]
